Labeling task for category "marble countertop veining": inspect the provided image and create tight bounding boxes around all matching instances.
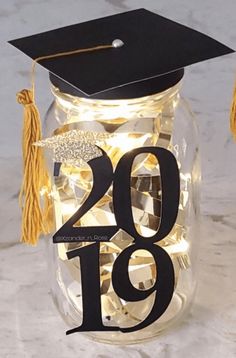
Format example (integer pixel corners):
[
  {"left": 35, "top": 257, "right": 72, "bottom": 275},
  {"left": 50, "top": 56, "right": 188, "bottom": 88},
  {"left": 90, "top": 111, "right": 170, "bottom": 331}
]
[{"left": 0, "top": 0, "right": 236, "bottom": 357}]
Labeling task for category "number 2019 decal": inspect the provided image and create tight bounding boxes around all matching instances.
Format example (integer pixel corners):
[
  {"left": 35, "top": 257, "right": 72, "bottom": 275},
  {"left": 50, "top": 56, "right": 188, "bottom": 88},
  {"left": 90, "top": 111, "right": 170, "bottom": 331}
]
[{"left": 53, "top": 146, "right": 180, "bottom": 334}]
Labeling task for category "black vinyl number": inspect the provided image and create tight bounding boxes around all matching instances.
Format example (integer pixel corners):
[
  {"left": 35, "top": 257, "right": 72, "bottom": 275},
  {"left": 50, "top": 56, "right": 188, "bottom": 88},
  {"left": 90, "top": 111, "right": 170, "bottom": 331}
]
[
  {"left": 53, "top": 149, "right": 118, "bottom": 243},
  {"left": 53, "top": 146, "right": 180, "bottom": 335},
  {"left": 112, "top": 243, "right": 174, "bottom": 333},
  {"left": 113, "top": 147, "right": 180, "bottom": 244},
  {"left": 66, "top": 243, "right": 119, "bottom": 334}
]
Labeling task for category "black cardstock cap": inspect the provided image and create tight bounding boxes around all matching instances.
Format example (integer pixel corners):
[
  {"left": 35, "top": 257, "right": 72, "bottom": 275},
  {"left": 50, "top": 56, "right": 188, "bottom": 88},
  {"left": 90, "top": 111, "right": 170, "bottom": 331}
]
[{"left": 9, "top": 8, "right": 234, "bottom": 100}]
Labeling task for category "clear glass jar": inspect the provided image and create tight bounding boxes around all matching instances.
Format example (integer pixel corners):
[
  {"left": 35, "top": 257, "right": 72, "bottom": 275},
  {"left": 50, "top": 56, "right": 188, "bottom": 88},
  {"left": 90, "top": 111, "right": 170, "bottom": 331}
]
[{"left": 43, "top": 80, "right": 200, "bottom": 344}]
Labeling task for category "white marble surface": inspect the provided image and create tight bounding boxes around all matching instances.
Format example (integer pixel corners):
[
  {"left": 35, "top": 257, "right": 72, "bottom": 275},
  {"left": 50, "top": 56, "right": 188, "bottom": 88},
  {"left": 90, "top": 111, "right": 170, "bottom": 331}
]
[{"left": 0, "top": 0, "right": 236, "bottom": 357}]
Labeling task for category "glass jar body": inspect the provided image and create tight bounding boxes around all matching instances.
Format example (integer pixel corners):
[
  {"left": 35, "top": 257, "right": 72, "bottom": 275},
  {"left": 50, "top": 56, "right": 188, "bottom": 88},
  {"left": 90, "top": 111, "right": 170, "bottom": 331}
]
[{"left": 44, "top": 82, "right": 200, "bottom": 344}]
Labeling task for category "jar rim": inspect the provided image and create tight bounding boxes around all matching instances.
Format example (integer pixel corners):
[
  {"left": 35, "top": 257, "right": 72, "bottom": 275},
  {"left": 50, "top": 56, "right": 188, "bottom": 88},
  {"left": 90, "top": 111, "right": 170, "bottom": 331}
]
[
  {"left": 49, "top": 69, "right": 184, "bottom": 101},
  {"left": 51, "top": 78, "right": 183, "bottom": 112}
]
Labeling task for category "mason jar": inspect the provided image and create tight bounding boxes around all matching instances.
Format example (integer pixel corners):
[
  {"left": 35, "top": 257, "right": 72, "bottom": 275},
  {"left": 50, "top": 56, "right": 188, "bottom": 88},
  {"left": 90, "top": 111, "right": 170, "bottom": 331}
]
[{"left": 43, "top": 71, "right": 200, "bottom": 344}]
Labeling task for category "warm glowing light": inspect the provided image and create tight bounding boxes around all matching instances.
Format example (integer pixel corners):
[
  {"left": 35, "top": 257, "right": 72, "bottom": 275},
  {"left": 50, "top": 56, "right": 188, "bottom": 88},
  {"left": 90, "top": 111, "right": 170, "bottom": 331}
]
[
  {"left": 61, "top": 202, "right": 77, "bottom": 217},
  {"left": 165, "top": 239, "right": 189, "bottom": 255},
  {"left": 106, "top": 133, "right": 152, "bottom": 153}
]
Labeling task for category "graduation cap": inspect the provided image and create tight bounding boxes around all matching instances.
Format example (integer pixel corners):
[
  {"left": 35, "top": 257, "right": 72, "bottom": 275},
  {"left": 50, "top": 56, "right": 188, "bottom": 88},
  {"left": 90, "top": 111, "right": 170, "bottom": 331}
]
[
  {"left": 9, "top": 8, "right": 234, "bottom": 99},
  {"left": 9, "top": 8, "right": 235, "bottom": 245}
]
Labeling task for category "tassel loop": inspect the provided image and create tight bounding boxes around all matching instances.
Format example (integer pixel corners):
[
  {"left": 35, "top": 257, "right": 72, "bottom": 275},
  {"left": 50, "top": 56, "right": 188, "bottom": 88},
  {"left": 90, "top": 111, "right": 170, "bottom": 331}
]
[{"left": 17, "top": 89, "right": 34, "bottom": 106}]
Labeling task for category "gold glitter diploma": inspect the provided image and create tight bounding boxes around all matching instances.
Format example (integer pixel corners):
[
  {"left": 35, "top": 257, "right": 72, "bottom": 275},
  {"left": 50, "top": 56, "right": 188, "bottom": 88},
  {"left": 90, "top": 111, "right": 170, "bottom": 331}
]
[{"left": 35, "top": 129, "right": 111, "bottom": 166}]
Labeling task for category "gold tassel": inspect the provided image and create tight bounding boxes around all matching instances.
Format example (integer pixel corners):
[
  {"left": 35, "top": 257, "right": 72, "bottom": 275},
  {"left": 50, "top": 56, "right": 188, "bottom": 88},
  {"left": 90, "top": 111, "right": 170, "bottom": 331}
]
[
  {"left": 17, "top": 89, "right": 53, "bottom": 245},
  {"left": 230, "top": 81, "right": 236, "bottom": 140}
]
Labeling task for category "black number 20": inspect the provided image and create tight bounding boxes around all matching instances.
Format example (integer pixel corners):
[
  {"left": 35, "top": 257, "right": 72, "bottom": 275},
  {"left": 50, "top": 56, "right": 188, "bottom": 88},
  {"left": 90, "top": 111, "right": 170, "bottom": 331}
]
[{"left": 53, "top": 147, "right": 180, "bottom": 335}]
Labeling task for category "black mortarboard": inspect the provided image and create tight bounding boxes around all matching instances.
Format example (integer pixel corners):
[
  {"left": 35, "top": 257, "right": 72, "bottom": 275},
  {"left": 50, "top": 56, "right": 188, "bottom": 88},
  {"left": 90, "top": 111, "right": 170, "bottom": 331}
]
[{"left": 9, "top": 8, "right": 234, "bottom": 99}]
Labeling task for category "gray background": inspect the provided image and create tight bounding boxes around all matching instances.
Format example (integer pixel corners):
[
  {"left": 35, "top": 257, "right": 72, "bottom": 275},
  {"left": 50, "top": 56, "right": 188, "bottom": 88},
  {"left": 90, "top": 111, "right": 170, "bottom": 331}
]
[{"left": 0, "top": 1, "right": 236, "bottom": 357}]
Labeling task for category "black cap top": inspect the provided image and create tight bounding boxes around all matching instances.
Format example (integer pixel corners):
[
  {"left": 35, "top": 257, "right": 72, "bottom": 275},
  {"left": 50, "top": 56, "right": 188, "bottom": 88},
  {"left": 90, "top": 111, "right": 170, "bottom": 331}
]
[{"left": 9, "top": 8, "right": 234, "bottom": 100}]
